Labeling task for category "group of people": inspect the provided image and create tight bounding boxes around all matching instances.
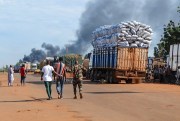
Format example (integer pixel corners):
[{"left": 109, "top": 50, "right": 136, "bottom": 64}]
[
  {"left": 147, "top": 65, "right": 180, "bottom": 84},
  {"left": 7, "top": 64, "right": 26, "bottom": 86},
  {"left": 41, "top": 57, "right": 84, "bottom": 100},
  {"left": 153, "top": 65, "right": 171, "bottom": 83},
  {"left": 7, "top": 57, "right": 84, "bottom": 100}
]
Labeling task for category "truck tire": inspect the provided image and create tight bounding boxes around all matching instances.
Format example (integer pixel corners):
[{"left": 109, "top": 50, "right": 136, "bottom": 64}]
[
  {"left": 105, "top": 71, "right": 109, "bottom": 83},
  {"left": 134, "top": 79, "right": 141, "bottom": 84},
  {"left": 126, "top": 79, "right": 132, "bottom": 84},
  {"left": 109, "top": 71, "right": 113, "bottom": 84}
]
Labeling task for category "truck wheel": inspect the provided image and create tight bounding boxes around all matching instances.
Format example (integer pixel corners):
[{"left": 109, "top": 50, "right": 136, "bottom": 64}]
[
  {"left": 109, "top": 76, "right": 113, "bottom": 84},
  {"left": 126, "top": 79, "right": 132, "bottom": 84},
  {"left": 112, "top": 78, "right": 118, "bottom": 84},
  {"left": 105, "top": 71, "right": 109, "bottom": 83},
  {"left": 109, "top": 72, "right": 114, "bottom": 84},
  {"left": 91, "top": 70, "right": 96, "bottom": 82},
  {"left": 134, "top": 79, "right": 141, "bottom": 84}
]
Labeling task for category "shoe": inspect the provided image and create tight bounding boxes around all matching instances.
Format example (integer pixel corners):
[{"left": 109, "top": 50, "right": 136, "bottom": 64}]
[
  {"left": 60, "top": 95, "right": 63, "bottom": 99},
  {"left": 80, "top": 93, "right": 83, "bottom": 99},
  {"left": 47, "top": 98, "right": 51, "bottom": 100},
  {"left": 73, "top": 96, "right": 77, "bottom": 99},
  {"left": 58, "top": 94, "right": 60, "bottom": 99}
]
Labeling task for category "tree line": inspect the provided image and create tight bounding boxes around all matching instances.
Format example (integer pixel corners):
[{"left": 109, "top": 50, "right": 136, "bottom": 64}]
[{"left": 154, "top": 6, "right": 180, "bottom": 58}]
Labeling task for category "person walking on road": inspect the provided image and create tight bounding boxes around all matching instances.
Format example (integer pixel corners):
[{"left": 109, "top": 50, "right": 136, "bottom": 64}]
[
  {"left": 159, "top": 66, "right": 164, "bottom": 83},
  {"left": 176, "top": 66, "right": 180, "bottom": 85},
  {"left": 41, "top": 60, "right": 60, "bottom": 100},
  {"left": 165, "top": 65, "right": 171, "bottom": 84},
  {"left": 55, "top": 57, "right": 66, "bottom": 99},
  {"left": 72, "top": 60, "right": 84, "bottom": 99},
  {"left": 20, "top": 64, "right": 26, "bottom": 86},
  {"left": 8, "top": 65, "right": 14, "bottom": 86}
]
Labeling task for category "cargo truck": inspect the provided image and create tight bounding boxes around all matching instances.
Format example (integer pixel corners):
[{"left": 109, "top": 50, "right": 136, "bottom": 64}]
[
  {"left": 62, "top": 54, "right": 83, "bottom": 72},
  {"left": 20, "top": 62, "right": 31, "bottom": 72},
  {"left": 168, "top": 44, "right": 180, "bottom": 75},
  {"left": 89, "top": 46, "right": 148, "bottom": 83}
]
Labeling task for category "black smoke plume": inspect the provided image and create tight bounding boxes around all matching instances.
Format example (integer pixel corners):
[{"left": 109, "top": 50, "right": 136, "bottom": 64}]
[
  {"left": 41, "top": 42, "right": 60, "bottom": 57},
  {"left": 61, "top": 0, "right": 179, "bottom": 56},
  {"left": 22, "top": 43, "right": 61, "bottom": 63},
  {"left": 22, "top": 48, "right": 46, "bottom": 63}
]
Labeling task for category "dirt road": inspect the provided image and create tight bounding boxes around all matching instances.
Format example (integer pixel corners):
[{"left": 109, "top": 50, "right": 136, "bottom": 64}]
[{"left": 1, "top": 73, "right": 180, "bottom": 121}]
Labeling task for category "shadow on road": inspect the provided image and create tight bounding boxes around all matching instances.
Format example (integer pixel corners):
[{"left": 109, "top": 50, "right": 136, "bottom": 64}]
[
  {"left": 85, "top": 91, "right": 143, "bottom": 94},
  {"left": 27, "top": 81, "right": 44, "bottom": 85},
  {"left": 0, "top": 98, "right": 47, "bottom": 103},
  {"left": 27, "top": 79, "right": 99, "bottom": 85}
]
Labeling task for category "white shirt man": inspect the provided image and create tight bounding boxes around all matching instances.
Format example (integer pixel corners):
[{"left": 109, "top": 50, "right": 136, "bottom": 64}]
[
  {"left": 41, "top": 60, "right": 59, "bottom": 100},
  {"left": 42, "top": 65, "right": 54, "bottom": 81}
]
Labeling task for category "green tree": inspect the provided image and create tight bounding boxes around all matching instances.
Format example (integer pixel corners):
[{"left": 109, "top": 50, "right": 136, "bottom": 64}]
[
  {"left": 154, "top": 6, "right": 180, "bottom": 57},
  {"left": 154, "top": 47, "right": 159, "bottom": 58}
]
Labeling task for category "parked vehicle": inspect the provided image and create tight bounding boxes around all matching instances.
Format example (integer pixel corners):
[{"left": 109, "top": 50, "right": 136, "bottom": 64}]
[
  {"left": 40, "top": 55, "right": 83, "bottom": 73},
  {"left": 62, "top": 54, "right": 83, "bottom": 72},
  {"left": 20, "top": 62, "right": 31, "bottom": 72},
  {"left": 168, "top": 44, "right": 180, "bottom": 75},
  {"left": 14, "top": 65, "right": 20, "bottom": 73},
  {"left": 31, "top": 63, "right": 37, "bottom": 72},
  {"left": 89, "top": 46, "right": 148, "bottom": 83}
]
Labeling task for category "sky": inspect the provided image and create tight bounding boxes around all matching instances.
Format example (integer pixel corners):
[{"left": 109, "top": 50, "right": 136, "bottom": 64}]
[
  {"left": 0, "top": 0, "right": 90, "bottom": 68},
  {"left": 0, "top": 0, "right": 179, "bottom": 68}
]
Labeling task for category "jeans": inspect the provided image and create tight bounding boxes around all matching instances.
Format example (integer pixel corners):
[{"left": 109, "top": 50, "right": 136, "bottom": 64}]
[
  {"left": 44, "top": 81, "right": 52, "bottom": 99},
  {"left": 21, "top": 76, "right": 26, "bottom": 85},
  {"left": 56, "top": 77, "right": 64, "bottom": 96}
]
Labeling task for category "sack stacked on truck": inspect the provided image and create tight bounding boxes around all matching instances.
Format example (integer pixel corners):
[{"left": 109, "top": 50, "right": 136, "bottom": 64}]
[{"left": 91, "top": 21, "right": 153, "bottom": 48}]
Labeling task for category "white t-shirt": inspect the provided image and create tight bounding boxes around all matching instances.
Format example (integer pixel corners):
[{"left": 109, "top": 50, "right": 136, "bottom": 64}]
[{"left": 42, "top": 65, "right": 54, "bottom": 81}]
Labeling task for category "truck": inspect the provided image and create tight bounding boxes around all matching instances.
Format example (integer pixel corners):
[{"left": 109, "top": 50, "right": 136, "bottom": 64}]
[
  {"left": 20, "top": 62, "right": 31, "bottom": 72},
  {"left": 62, "top": 54, "right": 83, "bottom": 72},
  {"left": 168, "top": 44, "right": 180, "bottom": 75},
  {"left": 89, "top": 46, "right": 148, "bottom": 83},
  {"left": 30, "top": 63, "right": 38, "bottom": 72},
  {"left": 14, "top": 65, "right": 20, "bottom": 73},
  {"left": 40, "top": 54, "right": 83, "bottom": 72}
]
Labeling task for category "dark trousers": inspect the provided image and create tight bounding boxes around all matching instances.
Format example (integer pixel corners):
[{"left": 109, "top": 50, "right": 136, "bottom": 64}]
[
  {"left": 44, "top": 81, "right": 52, "bottom": 98},
  {"left": 159, "top": 74, "right": 164, "bottom": 83},
  {"left": 73, "top": 79, "right": 82, "bottom": 95},
  {"left": 165, "top": 75, "right": 171, "bottom": 84},
  {"left": 21, "top": 76, "right": 26, "bottom": 85}
]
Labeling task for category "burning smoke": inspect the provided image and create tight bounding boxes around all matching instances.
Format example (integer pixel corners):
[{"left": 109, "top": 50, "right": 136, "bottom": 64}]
[
  {"left": 23, "top": 0, "right": 179, "bottom": 62},
  {"left": 22, "top": 43, "right": 61, "bottom": 63},
  {"left": 22, "top": 48, "right": 46, "bottom": 63},
  {"left": 61, "top": 0, "right": 179, "bottom": 56},
  {"left": 41, "top": 42, "right": 60, "bottom": 57}
]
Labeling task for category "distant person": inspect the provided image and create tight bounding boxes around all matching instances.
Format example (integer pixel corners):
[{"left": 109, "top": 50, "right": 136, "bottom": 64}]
[
  {"left": 55, "top": 57, "right": 66, "bottom": 99},
  {"left": 159, "top": 66, "right": 164, "bottom": 83},
  {"left": 41, "top": 60, "right": 60, "bottom": 100},
  {"left": 153, "top": 66, "right": 159, "bottom": 82},
  {"left": 8, "top": 65, "right": 14, "bottom": 86},
  {"left": 165, "top": 65, "right": 171, "bottom": 84},
  {"left": 176, "top": 66, "right": 180, "bottom": 85},
  {"left": 72, "top": 60, "right": 84, "bottom": 99},
  {"left": 20, "top": 64, "right": 26, "bottom": 86}
]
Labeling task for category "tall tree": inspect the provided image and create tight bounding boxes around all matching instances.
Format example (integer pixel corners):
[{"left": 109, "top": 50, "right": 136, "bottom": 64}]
[{"left": 154, "top": 6, "right": 180, "bottom": 57}]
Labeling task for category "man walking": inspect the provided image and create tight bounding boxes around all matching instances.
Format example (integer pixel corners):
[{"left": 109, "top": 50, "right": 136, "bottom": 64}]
[
  {"left": 176, "top": 66, "right": 180, "bottom": 85},
  {"left": 20, "top": 64, "right": 26, "bottom": 86},
  {"left": 55, "top": 57, "right": 66, "bottom": 99},
  {"left": 8, "top": 65, "right": 14, "bottom": 86},
  {"left": 72, "top": 60, "right": 84, "bottom": 99},
  {"left": 41, "top": 60, "right": 59, "bottom": 100}
]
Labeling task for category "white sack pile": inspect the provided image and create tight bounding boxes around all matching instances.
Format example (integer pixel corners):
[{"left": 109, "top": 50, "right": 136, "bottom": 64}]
[{"left": 91, "top": 21, "right": 153, "bottom": 48}]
